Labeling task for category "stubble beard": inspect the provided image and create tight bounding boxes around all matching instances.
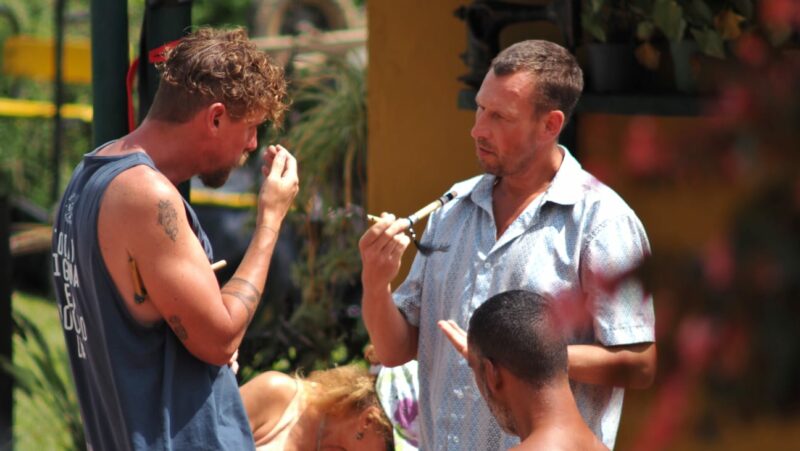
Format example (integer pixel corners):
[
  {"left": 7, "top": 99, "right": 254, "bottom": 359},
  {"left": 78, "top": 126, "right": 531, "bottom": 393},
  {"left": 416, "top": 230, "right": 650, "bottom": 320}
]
[
  {"left": 199, "top": 168, "right": 232, "bottom": 188},
  {"left": 475, "top": 139, "right": 505, "bottom": 177},
  {"left": 200, "top": 152, "right": 250, "bottom": 188},
  {"left": 476, "top": 374, "right": 519, "bottom": 437}
]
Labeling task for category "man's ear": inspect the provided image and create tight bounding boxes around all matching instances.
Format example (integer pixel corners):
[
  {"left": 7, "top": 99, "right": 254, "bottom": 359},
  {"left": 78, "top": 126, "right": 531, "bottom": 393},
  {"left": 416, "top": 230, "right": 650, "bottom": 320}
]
[
  {"left": 482, "top": 357, "right": 503, "bottom": 393},
  {"left": 543, "top": 109, "right": 565, "bottom": 140},
  {"left": 207, "top": 102, "right": 226, "bottom": 132}
]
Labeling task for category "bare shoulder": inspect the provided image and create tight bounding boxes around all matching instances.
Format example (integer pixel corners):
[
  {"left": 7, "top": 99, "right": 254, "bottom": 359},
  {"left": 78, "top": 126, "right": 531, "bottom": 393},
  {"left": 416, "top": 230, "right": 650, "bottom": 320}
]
[
  {"left": 515, "top": 429, "right": 609, "bottom": 451},
  {"left": 240, "top": 371, "right": 301, "bottom": 434},
  {"left": 103, "top": 164, "right": 178, "bottom": 213},
  {"left": 100, "top": 164, "right": 187, "bottom": 243},
  {"left": 241, "top": 371, "right": 299, "bottom": 404}
]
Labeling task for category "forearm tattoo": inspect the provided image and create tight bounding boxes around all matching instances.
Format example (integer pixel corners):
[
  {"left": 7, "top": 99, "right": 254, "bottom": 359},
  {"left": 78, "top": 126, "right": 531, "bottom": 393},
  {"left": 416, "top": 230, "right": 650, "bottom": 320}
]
[
  {"left": 168, "top": 315, "right": 189, "bottom": 341},
  {"left": 157, "top": 200, "right": 178, "bottom": 242},
  {"left": 221, "top": 277, "right": 261, "bottom": 322}
]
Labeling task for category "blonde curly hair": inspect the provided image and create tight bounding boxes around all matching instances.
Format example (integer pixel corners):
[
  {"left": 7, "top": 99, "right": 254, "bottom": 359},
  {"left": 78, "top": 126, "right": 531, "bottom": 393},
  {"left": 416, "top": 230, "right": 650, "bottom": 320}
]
[
  {"left": 149, "top": 27, "right": 288, "bottom": 126},
  {"left": 304, "top": 364, "right": 393, "bottom": 444}
]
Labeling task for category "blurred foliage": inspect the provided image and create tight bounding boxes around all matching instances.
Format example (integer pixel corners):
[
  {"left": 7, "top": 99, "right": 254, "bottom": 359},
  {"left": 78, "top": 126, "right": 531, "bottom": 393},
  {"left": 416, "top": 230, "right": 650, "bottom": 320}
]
[
  {"left": 239, "top": 55, "right": 369, "bottom": 380},
  {"left": 622, "top": 14, "right": 800, "bottom": 449},
  {"left": 0, "top": 0, "right": 145, "bottom": 210},
  {"left": 192, "top": 0, "right": 254, "bottom": 30},
  {"left": 1, "top": 308, "right": 84, "bottom": 451}
]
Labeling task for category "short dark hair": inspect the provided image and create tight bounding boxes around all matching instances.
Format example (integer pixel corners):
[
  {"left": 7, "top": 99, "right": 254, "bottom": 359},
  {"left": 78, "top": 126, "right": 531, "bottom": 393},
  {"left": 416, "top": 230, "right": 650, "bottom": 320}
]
[
  {"left": 149, "top": 27, "right": 288, "bottom": 125},
  {"left": 468, "top": 290, "right": 567, "bottom": 388},
  {"left": 491, "top": 40, "right": 583, "bottom": 123}
]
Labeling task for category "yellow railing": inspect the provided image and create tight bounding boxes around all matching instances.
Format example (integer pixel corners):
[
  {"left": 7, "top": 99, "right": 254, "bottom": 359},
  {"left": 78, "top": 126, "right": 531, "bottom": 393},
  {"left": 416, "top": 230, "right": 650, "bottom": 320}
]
[{"left": 0, "top": 97, "right": 92, "bottom": 122}]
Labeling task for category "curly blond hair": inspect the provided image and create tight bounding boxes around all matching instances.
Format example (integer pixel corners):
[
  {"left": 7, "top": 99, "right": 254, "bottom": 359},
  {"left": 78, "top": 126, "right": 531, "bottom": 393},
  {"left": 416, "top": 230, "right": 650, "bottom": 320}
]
[
  {"left": 149, "top": 27, "right": 288, "bottom": 126},
  {"left": 304, "top": 364, "right": 393, "bottom": 444}
]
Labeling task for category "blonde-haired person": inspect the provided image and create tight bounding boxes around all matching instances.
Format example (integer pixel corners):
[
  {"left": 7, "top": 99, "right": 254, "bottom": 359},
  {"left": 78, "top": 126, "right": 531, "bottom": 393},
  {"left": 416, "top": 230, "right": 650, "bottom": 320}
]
[{"left": 240, "top": 364, "right": 393, "bottom": 450}]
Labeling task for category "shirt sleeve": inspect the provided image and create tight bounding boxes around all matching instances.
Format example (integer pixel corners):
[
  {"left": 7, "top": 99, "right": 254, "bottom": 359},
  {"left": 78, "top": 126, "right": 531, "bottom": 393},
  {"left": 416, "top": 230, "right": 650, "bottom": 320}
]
[
  {"left": 392, "top": 216, "right": 436, "bottom": 327},
  {"left": 581, "top": 213, "right": 655, "bottom": 346}
]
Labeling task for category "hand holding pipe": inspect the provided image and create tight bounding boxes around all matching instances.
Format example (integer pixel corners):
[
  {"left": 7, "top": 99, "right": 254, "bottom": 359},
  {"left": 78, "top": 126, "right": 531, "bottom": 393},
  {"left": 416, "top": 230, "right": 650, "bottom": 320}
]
[{"left": 367, "top": 190, "right": 457, "bottom": 255}]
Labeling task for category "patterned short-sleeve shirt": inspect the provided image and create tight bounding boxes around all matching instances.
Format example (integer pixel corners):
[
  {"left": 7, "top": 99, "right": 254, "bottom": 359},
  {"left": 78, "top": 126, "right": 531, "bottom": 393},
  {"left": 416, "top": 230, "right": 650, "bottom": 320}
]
[{"left": 394, "top": 146, "right": 655, "bottom": 450}]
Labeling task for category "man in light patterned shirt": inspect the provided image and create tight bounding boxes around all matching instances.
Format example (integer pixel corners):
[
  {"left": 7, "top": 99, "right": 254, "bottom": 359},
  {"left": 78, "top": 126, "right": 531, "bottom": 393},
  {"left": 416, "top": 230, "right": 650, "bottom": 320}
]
[{"left": 359, "top": 40, "right": 656, "bottom": 450}]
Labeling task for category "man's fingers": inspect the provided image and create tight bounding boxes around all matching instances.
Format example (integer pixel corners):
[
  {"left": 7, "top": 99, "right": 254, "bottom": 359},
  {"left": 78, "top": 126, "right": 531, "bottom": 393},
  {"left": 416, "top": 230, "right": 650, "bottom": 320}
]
[
  {"left": 437, "top": 320, "right": 468, "bottom": 358},
  {"left": 268, "top": 148, "right": 288, "bottom": 178},
  {"left": 261, "top": 145, "right": 278, "bottom": 175},
  {"left": 389, "top": 233, "right": 411, "bottom": 257},
  {"left": 447, "top": 320, "right": 467, "bottom": 339},
  {"left": 281, "top": 146, "right": 298, "bottom": 180},
  {"left": 360, "top": 213, "right": 396, "bottom": 249}
]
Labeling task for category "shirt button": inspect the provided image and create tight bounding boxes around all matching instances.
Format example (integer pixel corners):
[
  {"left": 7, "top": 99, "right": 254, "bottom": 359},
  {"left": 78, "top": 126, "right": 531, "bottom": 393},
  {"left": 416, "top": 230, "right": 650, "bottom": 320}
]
[{"left": 484, "top": 262, "right": 491, "bottom": 269}]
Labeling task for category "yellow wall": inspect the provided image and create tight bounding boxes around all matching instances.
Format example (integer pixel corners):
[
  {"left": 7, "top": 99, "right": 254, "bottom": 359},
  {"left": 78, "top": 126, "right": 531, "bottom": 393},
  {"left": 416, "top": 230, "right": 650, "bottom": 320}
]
[{"left": 366, "top": 0, "right": 476, "bottom": 222}]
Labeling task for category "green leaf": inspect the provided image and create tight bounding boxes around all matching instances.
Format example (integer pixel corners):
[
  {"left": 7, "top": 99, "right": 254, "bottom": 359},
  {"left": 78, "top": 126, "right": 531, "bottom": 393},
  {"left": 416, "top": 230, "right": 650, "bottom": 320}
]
[
  {"left": 691, "top": 27, "right": 726, "bottom": 59},
  {"left": 653, "top": 0, "right": 687, "bottom": 41},
  {"left": 637, "top": 21, "right": 656, "bottom": 40},
  {"left": 686, "top": 0, "right": 714, "bottom": 26},
  {"left": 582, "top": 13, "right": 608, "bottom": 42}
]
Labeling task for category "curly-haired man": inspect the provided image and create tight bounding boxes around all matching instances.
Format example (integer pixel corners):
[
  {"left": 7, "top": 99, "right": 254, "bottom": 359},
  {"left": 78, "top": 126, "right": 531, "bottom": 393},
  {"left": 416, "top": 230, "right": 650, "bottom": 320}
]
[{"left": 51, "top": 28, "right": 297, "bottom": 450}]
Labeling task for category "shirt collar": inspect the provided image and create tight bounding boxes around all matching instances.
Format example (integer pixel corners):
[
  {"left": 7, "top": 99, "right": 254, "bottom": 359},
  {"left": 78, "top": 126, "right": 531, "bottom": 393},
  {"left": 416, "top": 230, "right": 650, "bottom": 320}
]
[
  {"left": 543, "top": 145, "right": 584, "bottom": 206},
  {"left": 469, "top": 173, "right": 496, "bottom": 215},
  {"left": 469, "top": 145, "right": 584, "bottom": 210}
]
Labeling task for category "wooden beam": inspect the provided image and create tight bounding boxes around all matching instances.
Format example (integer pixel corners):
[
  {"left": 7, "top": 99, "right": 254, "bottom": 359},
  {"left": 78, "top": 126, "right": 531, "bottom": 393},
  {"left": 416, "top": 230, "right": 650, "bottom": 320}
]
[{"left": 251, "top": 28, "right": 366, "bottom": 54}]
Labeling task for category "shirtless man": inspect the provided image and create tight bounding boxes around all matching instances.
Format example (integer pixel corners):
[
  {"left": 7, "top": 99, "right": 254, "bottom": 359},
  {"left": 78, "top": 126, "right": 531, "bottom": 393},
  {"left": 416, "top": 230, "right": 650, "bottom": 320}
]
[{"left": 440, "top": 290, "right": 608, "bottom": 451}]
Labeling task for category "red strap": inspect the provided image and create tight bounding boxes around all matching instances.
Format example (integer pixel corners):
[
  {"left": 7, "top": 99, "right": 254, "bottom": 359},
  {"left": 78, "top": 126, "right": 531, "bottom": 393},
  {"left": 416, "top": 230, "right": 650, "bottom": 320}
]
[
  {"left": 148, "top": 39, "right": 181, "bottom": 63},
  {"left": 126, "top": 57, "right": 141, "bottom": 133},
  {"left": 126, "top": 39, "right": 183, "bottom": 132}
]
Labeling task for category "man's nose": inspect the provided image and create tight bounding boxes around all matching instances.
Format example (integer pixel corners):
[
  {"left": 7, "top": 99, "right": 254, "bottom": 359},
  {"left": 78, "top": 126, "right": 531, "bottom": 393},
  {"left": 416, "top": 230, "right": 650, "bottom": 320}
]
[
  {"left": 246, "top": 133, "right": 258, "bottom": 152},
  {"left": 471, "top": 114, "right": 487, "bottom": 141}
]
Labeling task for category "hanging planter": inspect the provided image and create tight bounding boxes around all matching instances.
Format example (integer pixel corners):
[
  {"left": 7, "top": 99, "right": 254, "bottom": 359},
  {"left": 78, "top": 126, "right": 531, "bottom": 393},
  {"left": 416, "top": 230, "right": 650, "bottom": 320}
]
[
  {"left": 669, "top": 39, "right": 699, "bottom": 92},
  {"left": 581, "top": 0, "right": 648, "bottom": 93}
]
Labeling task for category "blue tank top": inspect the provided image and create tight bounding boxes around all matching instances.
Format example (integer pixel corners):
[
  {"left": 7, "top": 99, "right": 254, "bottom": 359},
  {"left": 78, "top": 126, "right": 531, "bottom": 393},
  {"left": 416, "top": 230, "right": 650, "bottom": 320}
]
[{"left": 52, "top": 146, "right": 255, "bottom": 450}]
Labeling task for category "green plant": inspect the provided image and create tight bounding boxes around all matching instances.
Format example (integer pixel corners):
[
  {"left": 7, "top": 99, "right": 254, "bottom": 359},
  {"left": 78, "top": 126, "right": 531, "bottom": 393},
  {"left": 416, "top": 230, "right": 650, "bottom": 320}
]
[
  {"left": 582, "top": 0, "right": 648, "bottom": 43},
  {"left": 240, "top": 56, "right": 369, "bottom": 377},
  {"left": 1, "top": 309, "right": 85, "bottom": 451},
  {"left": 643, "top": 0, "right": 754, "bottom": 58}
]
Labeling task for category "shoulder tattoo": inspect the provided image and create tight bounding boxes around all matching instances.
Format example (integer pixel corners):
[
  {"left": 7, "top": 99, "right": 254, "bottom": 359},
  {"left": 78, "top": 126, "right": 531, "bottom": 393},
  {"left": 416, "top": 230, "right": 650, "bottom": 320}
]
[{"left": 157, "top": 200, "right": 178, "bottom": 242}]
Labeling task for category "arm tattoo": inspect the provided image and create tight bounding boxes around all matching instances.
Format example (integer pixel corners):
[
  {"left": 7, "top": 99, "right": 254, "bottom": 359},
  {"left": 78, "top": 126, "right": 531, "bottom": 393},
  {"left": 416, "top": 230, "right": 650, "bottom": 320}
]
[
  {"left": 221, "top": 277, "right": 261, "bottom": 322},
  {"left": 168, "top": 315, "right": 189, "bottom": 341},
  {"left": 157, "top": 200, "right": 178, "bottom": 242}
]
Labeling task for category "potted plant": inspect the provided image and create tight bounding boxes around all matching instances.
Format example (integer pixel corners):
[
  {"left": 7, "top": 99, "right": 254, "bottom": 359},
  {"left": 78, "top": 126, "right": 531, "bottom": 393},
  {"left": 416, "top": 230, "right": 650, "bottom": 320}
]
[{"left": 582, "top": 0, "right": 647, "bottom": 92}]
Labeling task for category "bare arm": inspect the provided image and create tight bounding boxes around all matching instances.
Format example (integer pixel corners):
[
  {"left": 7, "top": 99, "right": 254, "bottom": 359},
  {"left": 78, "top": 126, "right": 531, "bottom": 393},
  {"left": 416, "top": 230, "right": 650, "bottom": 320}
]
[
  {"left": 102, "top": 146, "right": 297, "bottom": 366},
  {"left": 439, "top": 318, "right": 656, "bottom": 389},
  {"left": 568, "top": 342, "right": 656, "bottom": 389},
  {"left": 359, "top": 215, "right": 418, "bottom": 367}
]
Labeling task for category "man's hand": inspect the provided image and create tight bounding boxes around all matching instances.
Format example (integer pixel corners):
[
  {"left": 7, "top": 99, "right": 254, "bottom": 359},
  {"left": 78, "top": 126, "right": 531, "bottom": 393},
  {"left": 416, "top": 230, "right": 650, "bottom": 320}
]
[
  {"left": 358, "top": 214, "right": 418, "bottom": 367},
  {"left": 258, "top": 145, "right": 299, "bottom": 226},
  {"left": 228, "top": 349, "right": 239, "bottom": 375},
  {"left": 359, "top": 214, "right": 411, "bottom": 291},
  {"left": 438, "top": 319, "right": 469, "bottom": 360}
]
